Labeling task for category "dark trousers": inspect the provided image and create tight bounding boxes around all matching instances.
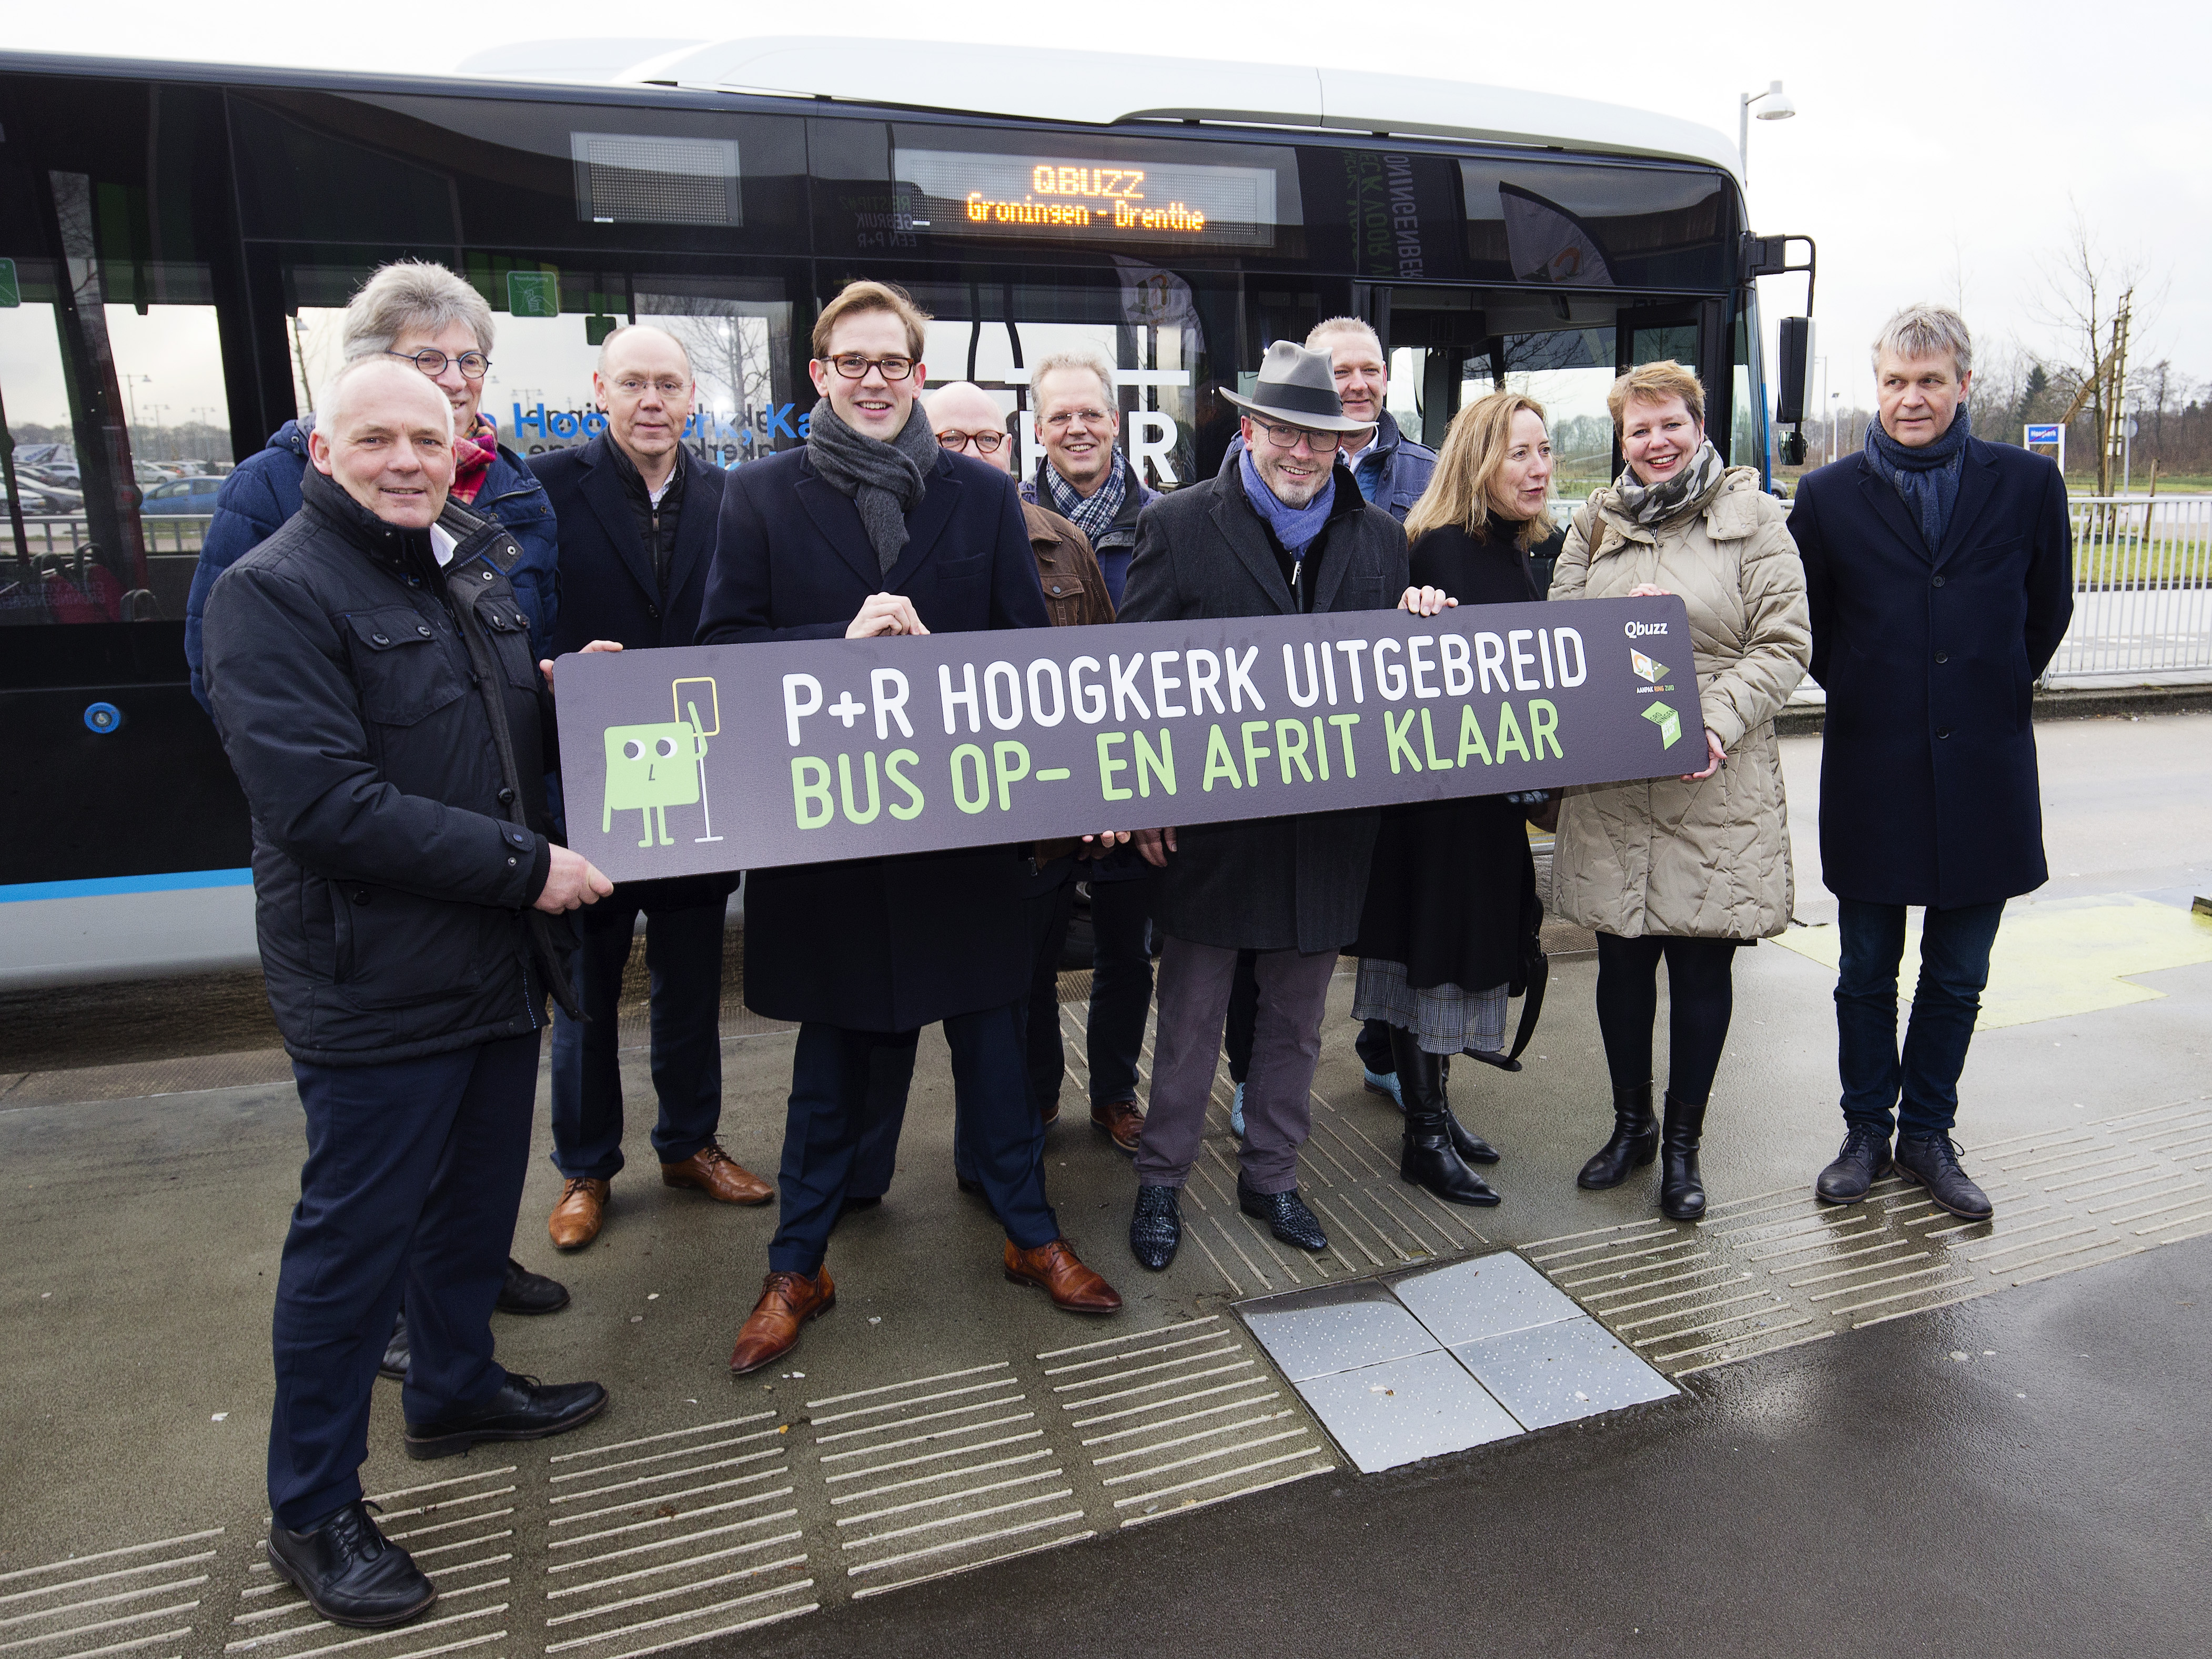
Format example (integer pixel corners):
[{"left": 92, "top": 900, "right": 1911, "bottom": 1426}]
[
  {"left": 1836, "top": 898, "right": 2005, "bottom": 1138},
  {"left": 771, "top": 1004, "right": 1057, "bottom": 1273},
  {"left": 548, "top": 895, "right": 724, "bottom": 1178},
  {"left": 1593, "top": 933, "right": 1740, "bottom": 1105},
  {"left": 850, "top": 884, "right": 1070, "bottom": 1198},
  {"left": 1137, "top": 937, "right": 1338, "bottom": 1193},
  {"left": 269, "top": 1035, "right": 537, "bottom": 1529},
  {"left": 1224, "top": 949, "right": 1392, "bottom": 1082},
  {"left": 1085, "top": 872, "right": 1156, "bottom": 1106}
]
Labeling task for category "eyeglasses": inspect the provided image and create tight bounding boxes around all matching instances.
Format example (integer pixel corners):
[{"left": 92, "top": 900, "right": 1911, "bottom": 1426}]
[
  {"left": 938, "top": 430, "right": 1007, "bottom": 454},
  {"left": 611, "top": 376, "right": 690, "bottom": 398},
  {"left": 1248, "top": 418, "right": 1334, "bottom": 454},
  {"left": 823, "top": 353, "right": 916, "bottom": 382},
  {"left": 388, "top": 347, "right": 490, "bottom": 381},
  {"left": 1041, "top": 407, "right": 1111, "bottom": 433}
]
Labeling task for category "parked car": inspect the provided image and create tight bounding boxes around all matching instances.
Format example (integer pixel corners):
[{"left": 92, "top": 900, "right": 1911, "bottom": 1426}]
[{"left": 140, "top": 476, "right": 224, "bottom": 514}]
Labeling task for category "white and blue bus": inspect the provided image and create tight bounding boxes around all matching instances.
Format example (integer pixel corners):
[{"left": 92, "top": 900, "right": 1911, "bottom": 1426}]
[{"left": 0, "top": 36, "right": 1807, "bottom": 983}]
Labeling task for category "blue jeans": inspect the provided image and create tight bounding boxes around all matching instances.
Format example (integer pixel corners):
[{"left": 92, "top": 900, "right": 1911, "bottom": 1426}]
[
  {"left": 272, "top": 1035, "right": 538, "bottom": 1529},
  {"left": 1835, "top": 898, "right": 2005, "bottom": 1138}
]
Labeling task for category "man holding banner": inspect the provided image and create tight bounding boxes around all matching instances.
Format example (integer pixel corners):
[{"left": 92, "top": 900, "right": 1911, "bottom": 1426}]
[
  {"left": 1119, "top": 339, "right": 1437, "bottom": 1271},
  {"left": 698, "top": 280, "right": 1122, "bottom": 1376}
]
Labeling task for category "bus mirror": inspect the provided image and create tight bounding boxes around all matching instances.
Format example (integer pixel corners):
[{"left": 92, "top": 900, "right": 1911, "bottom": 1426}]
[{"left": 1775, "top": 317, "right": 1815, "bottom": 424}]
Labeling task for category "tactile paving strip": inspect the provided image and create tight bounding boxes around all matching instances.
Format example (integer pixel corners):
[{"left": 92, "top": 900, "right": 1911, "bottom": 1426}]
[
  {"left": 1057, "top": 1006, "right": 1493, "bottom": 1294},
  {"left": 0, "top": 1527, "right": 223, "bottom": 1659},
  {"left": 1524, "top": 1095, "right": 2212, "bottom": 1377}
]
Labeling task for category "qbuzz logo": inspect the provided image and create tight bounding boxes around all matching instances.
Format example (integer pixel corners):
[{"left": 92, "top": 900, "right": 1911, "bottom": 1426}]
[{"left": 1625, "top": 620, "right": 1669, "bottom": 639}]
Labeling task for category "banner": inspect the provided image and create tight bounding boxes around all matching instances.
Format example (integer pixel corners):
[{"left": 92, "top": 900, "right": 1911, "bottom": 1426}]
[{"left": 554, "top": 595, "right": 1696, "bottom": 883}]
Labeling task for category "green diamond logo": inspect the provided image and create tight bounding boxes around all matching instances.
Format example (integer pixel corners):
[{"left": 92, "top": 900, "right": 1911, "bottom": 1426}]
[
  {"left": 1642, "top": 700, "right": 1682, "bottom": 747},
  {"left": 0, "top": 258, "right": 18, "bottom": 308}
]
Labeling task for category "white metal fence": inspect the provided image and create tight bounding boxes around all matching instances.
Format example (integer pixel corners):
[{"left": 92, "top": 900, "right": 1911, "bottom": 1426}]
[{"left": 2046, "top": 494, "right": 2212, "bottom": 682}]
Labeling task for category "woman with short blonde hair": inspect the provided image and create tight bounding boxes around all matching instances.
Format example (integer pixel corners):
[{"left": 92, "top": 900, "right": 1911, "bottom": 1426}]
[
  {"left": 1348, "top": 390, "right": 1567, "bottom": 1207},
  {"left": 1548, "top": 362, "right": 1810, "bottom": 1221}
]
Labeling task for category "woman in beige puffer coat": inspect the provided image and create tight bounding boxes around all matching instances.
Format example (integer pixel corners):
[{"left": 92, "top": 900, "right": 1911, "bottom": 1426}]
[{"left": 1548, "top": 361, "right": 1811, "bottom": 1221}]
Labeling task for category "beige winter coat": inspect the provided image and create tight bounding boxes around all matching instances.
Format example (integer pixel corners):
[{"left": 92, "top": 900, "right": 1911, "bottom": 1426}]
[{"left": 1548, "top": 467, "right": 1812, "bottom": 940}]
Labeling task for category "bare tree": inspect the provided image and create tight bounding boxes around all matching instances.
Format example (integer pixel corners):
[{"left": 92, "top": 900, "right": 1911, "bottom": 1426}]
[
  {"left": 2033, "top": 206, "right": 2163, "bottom": 494},
  {"left": 640, "top": 297, "right": 787, "bottom": 458}
]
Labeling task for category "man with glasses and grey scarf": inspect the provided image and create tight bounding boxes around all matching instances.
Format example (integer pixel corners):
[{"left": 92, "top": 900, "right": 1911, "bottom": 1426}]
[{"left": 697, "top": 281, "right": 1124, "bottom": 1379}]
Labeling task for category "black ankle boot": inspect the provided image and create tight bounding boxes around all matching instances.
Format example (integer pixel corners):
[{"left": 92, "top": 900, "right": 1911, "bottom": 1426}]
[
  {"left": 1392, "top": 1030, "right": 1499, "bottom": 1207},
  {"left": 1659, "top": 1092, "right": 1708, "bottom": 1221},
  {"left": 1435, "top": 1058, "right": 1500, "bottom": 1164},
  {"left": 1578, "top": 1084, "right": 1658, "bottom": 1190}
]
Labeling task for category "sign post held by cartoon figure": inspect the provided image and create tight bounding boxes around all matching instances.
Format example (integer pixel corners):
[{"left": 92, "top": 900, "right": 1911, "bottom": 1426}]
[{"left": 674, "top": 676, "right": 724, "bottom": 844}]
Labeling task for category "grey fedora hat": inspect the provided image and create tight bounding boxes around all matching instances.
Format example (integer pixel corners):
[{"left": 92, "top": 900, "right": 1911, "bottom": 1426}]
[{"left": 1219, "top": 339, "right": 1371, "bottom": 433}]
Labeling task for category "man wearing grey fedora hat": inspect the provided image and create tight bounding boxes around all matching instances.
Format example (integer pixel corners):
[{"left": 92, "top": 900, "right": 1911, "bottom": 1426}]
[{"left": 1117, "top": 340, "right": 1451, "bottom": 1270}]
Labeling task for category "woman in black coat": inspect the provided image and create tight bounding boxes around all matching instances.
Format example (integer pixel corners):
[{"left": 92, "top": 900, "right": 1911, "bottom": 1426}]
[{"left": 1351, "top": 392, "right": 1563, "bottom": 1206}]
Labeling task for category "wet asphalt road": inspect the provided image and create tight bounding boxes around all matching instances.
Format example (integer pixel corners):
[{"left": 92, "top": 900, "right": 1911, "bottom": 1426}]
[{"left": 740, "top": 1235, "right": 2212, "bottom": 1659}]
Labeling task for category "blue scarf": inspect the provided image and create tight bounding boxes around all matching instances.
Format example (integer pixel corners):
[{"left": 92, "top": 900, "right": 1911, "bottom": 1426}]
[
  {"left": 1239, "top": 447, "right": 1336, "bottom": 553},
  {"left": 1864, "top": 408, "right": 1971, "bottom": 554}
]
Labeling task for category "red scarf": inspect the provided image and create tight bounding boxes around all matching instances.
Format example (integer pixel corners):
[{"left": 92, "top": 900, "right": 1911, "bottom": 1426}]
[{"left": 451, "top": 417, "right": 498, "bottom": 504}]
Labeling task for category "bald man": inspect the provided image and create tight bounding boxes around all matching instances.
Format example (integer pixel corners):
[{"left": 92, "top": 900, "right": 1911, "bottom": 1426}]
[
  {"left": 528, "top": 325, "right": 766, "bottom": 1252},
  {"left": 204, "top": 357, "right": 612, "bottom": 1628}
]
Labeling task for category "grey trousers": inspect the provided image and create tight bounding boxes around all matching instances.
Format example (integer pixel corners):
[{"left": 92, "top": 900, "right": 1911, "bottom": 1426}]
[{"left": 1136, "top": 936, "right": 1339, "bottom": 1195}]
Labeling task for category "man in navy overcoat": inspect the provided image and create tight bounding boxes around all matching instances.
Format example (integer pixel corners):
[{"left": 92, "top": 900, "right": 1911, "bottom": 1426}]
[
  {"left": 530, "top": 325, "right": 771, "bottom": 1255},
  {"left": 698, "top": 281, "right": 1123, "bottom": 1374},
  {"left": 1789, "top": 303, "right": 2073, "bottom": 1220}
]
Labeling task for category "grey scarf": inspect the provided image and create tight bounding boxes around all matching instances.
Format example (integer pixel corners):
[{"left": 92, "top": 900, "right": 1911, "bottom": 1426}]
[
  {"left": 1613, "top": 439, "right": 1726, "bottom": 528},
  {"left": 807, "top": 400, "right": 937, "bottom": 573}
]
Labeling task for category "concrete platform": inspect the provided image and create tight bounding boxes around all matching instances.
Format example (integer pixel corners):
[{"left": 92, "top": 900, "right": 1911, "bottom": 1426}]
[{"left": 4, "top": 714, "right": 2210, "bottom": 1657}]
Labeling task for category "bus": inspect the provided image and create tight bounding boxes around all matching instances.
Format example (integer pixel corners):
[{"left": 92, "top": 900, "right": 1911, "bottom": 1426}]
[{"left": 0, "top": 37, "right": 1805, "bottom": 984}]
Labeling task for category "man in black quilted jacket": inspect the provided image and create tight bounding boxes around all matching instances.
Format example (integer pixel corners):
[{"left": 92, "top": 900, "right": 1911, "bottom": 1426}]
[{"left": 203, "top": 360, "right": 612, "bottom": 1631}]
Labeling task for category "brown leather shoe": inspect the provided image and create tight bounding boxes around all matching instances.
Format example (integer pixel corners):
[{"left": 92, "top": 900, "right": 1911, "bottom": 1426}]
[
  {"left": 548, "top": 1178, "right": 610, "bottom": 1251},
  {"left": 1004, "top": 1238, "right": 1123, "bottom": 1314},
  {"left": 728, "top": 1268, "right": 835, "bottom": 1375},
  {"left": 1090, "top": 1098, "right": 1145, "bottom": 1155},
  {"left": 662, "top": 1140, "right": 773, "bottom": 1206}
]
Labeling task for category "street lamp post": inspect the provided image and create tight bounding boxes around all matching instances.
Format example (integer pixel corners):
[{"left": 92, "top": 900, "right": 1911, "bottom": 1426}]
[{"left": 1739, "top": 80, "right": 1796, "bottom": 186}]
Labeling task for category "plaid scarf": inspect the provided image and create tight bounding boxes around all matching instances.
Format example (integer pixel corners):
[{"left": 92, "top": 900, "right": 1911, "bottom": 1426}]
[
  {"left": 451, "top": 417, "right": 498, "bottom": 505},
  {"left": 1045, "top": 451, "right": 1127, "bottom": 546},
  {"left": 1613, "top": 439, "right": 1726, "bottom": 528}
]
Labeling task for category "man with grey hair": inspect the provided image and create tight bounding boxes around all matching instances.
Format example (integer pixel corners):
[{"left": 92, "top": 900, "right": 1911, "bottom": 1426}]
[
  {"left": 204, "top": 357, "right": 612, "bottom": 1630},
  {"left": 527, "top": 323, "right": 768, "bottom": 1251},
  {"left": 1019, "top": 350, "right": 1165, "bottom": 1154},
  {"left": 187, "top": 259, "right": 560, "bottom": 709},
  {"left": 1789, "top": 302, "right": 2074, "bottom": 1219}
]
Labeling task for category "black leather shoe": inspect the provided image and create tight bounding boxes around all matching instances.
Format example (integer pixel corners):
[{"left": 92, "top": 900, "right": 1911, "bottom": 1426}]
[
  {"left": 403, "top": 1374, "right": 608, "bottom": 1461},
  {"left": 1816, "top": 1125, "right": 1893, "bottom": 1205},
  {"left": 1658, "top": 1092, "right": 1708, "bottom": 1222},
  {"left": 377, "top": 1312, "right": 409, "bottom": 1382},
  {"left": 266, "top": 1500, "right": 436, "bottom": 1629},
  {"left": 1238, "top": 1179, "right": 1327, "bottom": 1252},
  {"left": 1579, "top": 1084, "right": 1659, "bottom": 1190},
  {"left": 497, "top": 1258, "right": 569, "bottom": 1316},
  {"left": 1392, "top": 1031, "right": 1500, "bottom": 1207},
  {"left": 1893, "top": 1132, "right": 1993, "bottom": 1220},
  {"left": 956, "top": 1174, "right": 985, "bottom": 1196},
  {"left": 841, "top": 1195, "right": 882, "bottom": 1214},
  {"left": 1441, "top": 1104, "right": 1501, "bottom": 1165},
  {"left": 1129, "top": 1184, "right": 1182, "bottom": 1271}
]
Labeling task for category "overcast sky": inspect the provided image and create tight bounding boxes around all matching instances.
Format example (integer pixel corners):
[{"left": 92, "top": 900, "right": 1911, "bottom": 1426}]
[{"left": 12, "top": 0, "right": 2209, "bottom": 424}]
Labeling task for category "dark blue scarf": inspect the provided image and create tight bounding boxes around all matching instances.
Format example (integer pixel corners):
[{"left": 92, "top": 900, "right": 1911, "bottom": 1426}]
[
  {"left": 1239, "top": 447, "right": 1336, "bottom": 553},
  {"left": 1864, "top": 408, "right": 1971, "bottom": 554}
]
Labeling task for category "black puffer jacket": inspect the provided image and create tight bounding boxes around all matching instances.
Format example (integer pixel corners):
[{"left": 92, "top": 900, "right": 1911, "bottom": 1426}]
[{"left": 202, "top": 466, "right": 571, "bottom": 1066}]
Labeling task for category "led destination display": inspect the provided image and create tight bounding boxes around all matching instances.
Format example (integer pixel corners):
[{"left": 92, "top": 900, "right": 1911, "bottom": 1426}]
[{"left": 894, "top": 146, "right": 1280, "bottom": 248}]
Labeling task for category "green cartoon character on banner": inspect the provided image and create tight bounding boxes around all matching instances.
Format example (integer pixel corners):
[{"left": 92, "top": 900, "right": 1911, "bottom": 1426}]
[{"left": 600, "top": 677, "right": 724, "bottom": 849}]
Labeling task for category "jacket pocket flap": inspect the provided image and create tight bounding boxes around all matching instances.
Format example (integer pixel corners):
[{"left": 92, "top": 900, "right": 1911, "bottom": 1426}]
[{"left": 347, "top": 609, "right": 437, "bottom": 651}]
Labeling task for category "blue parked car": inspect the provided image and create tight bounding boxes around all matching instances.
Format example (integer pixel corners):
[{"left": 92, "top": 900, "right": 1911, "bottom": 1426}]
[{"left": 140, "top": 476, "right": 226, "bottom": 514}]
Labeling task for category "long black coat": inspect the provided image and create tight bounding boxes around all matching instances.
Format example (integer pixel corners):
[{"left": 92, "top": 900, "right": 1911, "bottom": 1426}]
[
  {"left": 531, "top": 435, "right": 736, "bottom": 908},
  {"left": 202, "top": 469, "right": 561, "bottom": 1066},
  {"left": 1116, "top": 449, "right": 1410, "bottom": 954},
  {"left": 1789, "top": 438, "right": 2074, "bottom": 908},
  {"left": 696, "top": 443, "right": 1051, "bottom": 1031},
  {"left": 1352, "top": 520, "right": 1554, "bottom": 988}
]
